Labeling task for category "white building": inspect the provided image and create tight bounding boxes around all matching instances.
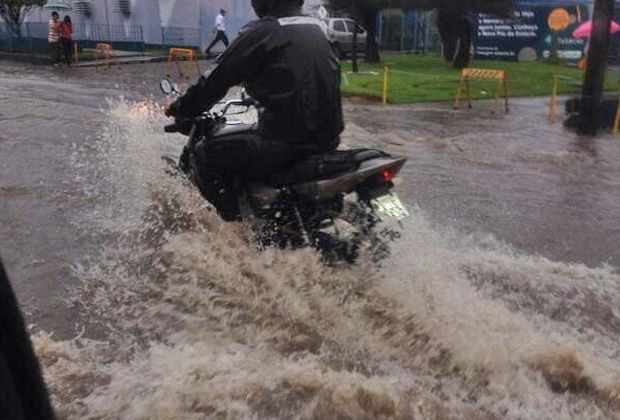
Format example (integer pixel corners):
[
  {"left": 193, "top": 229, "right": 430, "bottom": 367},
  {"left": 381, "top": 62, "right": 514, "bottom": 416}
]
[{"left": 21, "top": 0, "right": 257, "bottom": 47}]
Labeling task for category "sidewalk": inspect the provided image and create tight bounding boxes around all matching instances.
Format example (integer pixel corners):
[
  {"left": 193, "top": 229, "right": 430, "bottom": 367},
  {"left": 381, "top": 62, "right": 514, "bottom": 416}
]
[
  {"left": 74, "top": 54, "right": 168, "bottom": 67},
  {"left": 0, "top": 49, "right": 220, "bottom": 67},
  {"left": 74, "top": 55, "right": 219, "bottom": 68}
]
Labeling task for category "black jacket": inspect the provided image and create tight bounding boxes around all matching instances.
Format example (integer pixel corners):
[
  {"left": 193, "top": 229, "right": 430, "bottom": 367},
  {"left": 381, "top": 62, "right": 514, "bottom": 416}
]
[
  {"left": 171, "top": 15, "right": 344, "bottom": 153},
  {"left": 0, "top": 257, "right": 56, "bottom": 420}
]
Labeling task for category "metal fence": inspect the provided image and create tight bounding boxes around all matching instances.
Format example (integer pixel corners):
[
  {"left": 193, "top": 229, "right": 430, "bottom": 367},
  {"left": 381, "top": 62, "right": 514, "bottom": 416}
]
[
  {"left": 0, "top": 23, "right": 30, "bottom": 53},
  {"left": 378, "top": 10, "right": 441, "bottom": 54},
  {"left": 0, "top": 22, "right": 206, "bottom": 55},
  {"left": 0, "top": 16, "right": 443, "bottom": 57},
  {"left": 159, "top": 27, "right": 201, "bottom": 48},
  {"left": 0, "top": 21, "right": 147, "bottom": 54},
  {"left": 74, "top": 23, "right": 143, "bottom": 43}
]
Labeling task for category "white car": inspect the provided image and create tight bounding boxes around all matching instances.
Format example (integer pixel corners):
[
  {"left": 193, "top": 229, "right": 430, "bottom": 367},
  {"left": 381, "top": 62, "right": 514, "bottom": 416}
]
[{"left": 325, "top": 18, "right": 367, "bottom": 58}]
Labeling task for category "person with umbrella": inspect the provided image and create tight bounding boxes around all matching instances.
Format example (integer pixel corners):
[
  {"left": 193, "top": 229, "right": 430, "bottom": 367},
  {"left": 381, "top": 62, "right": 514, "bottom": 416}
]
[
  {"left": 44, "top": 1, "right": 72, "bottom": 65},
  {"left": 573, "top": 19, "right": 620, "bottom": 69}
]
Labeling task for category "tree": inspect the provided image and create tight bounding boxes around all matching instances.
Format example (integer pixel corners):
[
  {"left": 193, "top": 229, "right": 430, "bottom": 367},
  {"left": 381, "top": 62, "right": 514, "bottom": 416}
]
[
  {"left": 406, "top": 0, "right": 512, "bottom": 68},
  {"left": 0, "top": 0, "right": 46, "bottom": 37},
  {"left": 434, "top": 0, "right": 513, "bottom": 68}
]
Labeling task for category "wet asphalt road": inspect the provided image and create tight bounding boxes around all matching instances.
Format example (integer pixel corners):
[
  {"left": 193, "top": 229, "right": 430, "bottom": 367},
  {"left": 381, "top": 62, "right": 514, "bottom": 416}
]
[
  {"left": 344, "top": 99, "right": 620, "bottom": 269},
  {"left": 0, "top": 60, "right": 619, "bottom": 336}
]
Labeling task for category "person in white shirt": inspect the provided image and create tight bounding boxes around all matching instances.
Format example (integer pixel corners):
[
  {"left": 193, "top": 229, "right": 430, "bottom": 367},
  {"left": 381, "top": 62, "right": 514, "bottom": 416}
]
[{"left": 204, "top": 9, "right": 229, "bottom": 57}]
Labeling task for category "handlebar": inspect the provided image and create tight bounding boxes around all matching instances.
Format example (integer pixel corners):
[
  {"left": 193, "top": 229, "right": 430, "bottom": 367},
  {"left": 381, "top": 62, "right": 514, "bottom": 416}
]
[
  {"left": 164, "top": 98, "right": 257, "bottom": 134},
  {"left": 220, "top": 97, "right": 256, "bottom": 114},
  {"left": 164, "top": 124, "right": 180, "bottom": 133},
  {"left": 164, "top": 121, "right": 192, "bottom": 133}
]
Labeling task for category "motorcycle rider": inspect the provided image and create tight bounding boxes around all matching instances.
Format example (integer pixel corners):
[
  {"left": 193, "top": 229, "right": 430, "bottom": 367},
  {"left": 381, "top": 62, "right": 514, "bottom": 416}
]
[{"left": 165, "top": 0, "right": 343, "bottom": 219}]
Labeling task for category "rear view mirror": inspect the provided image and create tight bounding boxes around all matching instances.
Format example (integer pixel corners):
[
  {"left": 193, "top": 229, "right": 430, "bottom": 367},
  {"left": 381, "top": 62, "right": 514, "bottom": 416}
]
[{"left": 160, "top": 79, "right": 174, "bottom": 95}]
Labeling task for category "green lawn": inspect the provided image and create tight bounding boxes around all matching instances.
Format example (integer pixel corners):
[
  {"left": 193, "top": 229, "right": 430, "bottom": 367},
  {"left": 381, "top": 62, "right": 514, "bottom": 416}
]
[{"left": 341, "top": 55, "right": 619, "bottom": 104}]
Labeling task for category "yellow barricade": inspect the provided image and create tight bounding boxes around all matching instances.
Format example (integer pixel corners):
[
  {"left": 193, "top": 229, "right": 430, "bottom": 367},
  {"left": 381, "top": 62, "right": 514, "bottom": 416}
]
[
  {"left": 94, "top": 43, "right": 112, "bottom": 69},
  {"left": 382, "top": 66, "right": 389, "bottom": 105},
  {"left": 549, "top": 75, "right": 584, "bottom": 124},
  {"left": 454, "top": 68, "right": 509, "bottom": 113},
  {"left": 549, "top": 74, "right": 559, "bottom": 123},
  {"left": 167, "top": 48, "right": 201, "bottom": 79},
  {"left": 613, "top": 94, "right": 620, "bottom": 135}
]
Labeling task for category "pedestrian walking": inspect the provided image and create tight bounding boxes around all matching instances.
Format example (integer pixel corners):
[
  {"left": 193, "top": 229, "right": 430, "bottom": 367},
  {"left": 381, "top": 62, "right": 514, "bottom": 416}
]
[
  {"left": 60, "top": 15, "right": 73, "bottom": 65},
  {"left": 204, "top": 9, "right": 229, "bottom": 57},
  {"left": 48, "top": 11, "right": 61, "bottom": 65}
]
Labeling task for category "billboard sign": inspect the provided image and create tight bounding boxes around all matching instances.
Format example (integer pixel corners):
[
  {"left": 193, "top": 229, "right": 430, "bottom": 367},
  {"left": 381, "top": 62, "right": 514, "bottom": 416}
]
[{"left": 474, "top": 5, "right": 588, "bottom": 61}]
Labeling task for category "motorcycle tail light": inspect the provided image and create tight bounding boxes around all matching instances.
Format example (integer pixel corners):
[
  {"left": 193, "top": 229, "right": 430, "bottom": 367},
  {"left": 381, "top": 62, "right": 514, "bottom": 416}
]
[{"left": 380, "top": 169, "right": 393, "bottom": 183}]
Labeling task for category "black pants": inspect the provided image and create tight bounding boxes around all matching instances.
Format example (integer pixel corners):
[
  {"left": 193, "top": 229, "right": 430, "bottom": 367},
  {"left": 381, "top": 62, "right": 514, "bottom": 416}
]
[
  {"left": 453, "top": 18, "right": 472, "bottom": 69},
  {"left": 205, "top": 30, "right": 229, "bottom": 54},
  {"left": 187, "top": 125, "right": 301, "bottom": 220},
  {"left": 48, "top": 42, "right": 61, "bottom": 64},
  {"left": 62, "top": 38, "right": 72, "bottom": 64}
]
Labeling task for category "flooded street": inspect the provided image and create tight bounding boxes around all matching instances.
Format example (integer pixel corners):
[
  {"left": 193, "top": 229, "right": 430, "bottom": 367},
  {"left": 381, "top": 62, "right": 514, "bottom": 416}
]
[
  {"left": 344, "top": 100, "right": 620, "bottom": 269},
  {"left": 1, "top": 61, "right": 619, "bottom": 419}
]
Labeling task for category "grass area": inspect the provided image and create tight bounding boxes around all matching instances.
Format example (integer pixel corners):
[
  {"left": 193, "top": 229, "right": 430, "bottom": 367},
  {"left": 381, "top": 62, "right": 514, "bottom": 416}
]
[{"left": 341, "top": 54, "right": 619, "bottom": 104}]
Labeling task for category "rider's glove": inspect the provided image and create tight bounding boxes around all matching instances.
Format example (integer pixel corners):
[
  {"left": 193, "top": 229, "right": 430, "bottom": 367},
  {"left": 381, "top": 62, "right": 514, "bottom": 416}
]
[{"left": 165, "top": 100, "right": 180, "bottom": 118}]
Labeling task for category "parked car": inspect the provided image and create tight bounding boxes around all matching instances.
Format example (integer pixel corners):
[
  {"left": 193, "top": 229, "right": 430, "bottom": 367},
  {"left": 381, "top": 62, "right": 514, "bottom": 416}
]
[{"left": 325, "top": 18, "right": 367, "bottom": 58}]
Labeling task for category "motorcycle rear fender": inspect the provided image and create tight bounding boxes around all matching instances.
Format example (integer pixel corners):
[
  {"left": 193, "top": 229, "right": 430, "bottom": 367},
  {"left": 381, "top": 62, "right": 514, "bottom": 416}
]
[
  {"left": 247, "top": 156, "right": 406, "bottom": 207},
  {"left": 295, "top": 156, "right": 406, "bottom": 201}
]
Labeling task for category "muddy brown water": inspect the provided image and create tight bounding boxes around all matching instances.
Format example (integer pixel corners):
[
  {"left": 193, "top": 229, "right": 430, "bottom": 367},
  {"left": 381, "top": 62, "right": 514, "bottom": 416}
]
[{"left": 1, "top": 61, "right": 619, "bottom": 419}]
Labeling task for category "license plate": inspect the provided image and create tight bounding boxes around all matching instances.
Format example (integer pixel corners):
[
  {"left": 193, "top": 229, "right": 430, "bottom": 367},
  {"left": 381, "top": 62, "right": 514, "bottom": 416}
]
[{"left": 370, "top": 192, "right": 410, "bottom": 220}]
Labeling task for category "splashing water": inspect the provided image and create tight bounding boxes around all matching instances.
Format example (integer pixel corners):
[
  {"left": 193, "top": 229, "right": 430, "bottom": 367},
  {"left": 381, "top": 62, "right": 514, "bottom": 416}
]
[{"left": 33, "top": 99, "right": 620, "bottom": 419}]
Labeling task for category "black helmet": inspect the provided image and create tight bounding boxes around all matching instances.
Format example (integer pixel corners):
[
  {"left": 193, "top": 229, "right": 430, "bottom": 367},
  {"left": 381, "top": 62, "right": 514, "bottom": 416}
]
[{"left": 251, "top": 0, "right": 303, "bottom": 18}]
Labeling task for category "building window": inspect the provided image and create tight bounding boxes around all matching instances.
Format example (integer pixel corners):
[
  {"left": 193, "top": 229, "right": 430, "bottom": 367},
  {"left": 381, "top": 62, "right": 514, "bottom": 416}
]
[
  {"left": 73, "top": 0, "right": 92, "bottom": 17},
  {"left": 114, "top": 0, "right": 131, "bottom": 17}
]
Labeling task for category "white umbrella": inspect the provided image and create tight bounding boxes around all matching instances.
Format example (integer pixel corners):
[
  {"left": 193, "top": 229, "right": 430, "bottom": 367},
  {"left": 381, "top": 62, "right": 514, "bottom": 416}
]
[{"left": 43, "top": 1, "right": 72, "bottom": 10}]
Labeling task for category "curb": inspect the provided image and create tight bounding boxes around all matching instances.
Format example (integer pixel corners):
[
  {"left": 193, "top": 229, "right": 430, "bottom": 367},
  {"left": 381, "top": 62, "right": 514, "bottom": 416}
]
[
  {"left": 73, "top": 55, "right": 168, "bottom": 67},
  {"left": 0, "top": 52, "right": 50, "bottom": 65},
  {"left": 0, "top": 52, "right": 215, "bottom": 67},
  {"left": 74, "top": 56, "right": 216, "bottom": 68}
]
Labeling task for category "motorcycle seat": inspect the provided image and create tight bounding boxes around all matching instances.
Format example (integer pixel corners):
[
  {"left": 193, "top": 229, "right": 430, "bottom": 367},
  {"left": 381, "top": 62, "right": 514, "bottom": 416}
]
[
  {"left": 352, "top": 149, "right": 386, "bottom": 163},
  {"left": 266, "top": 148, "right": 388, "bottom": 187}
]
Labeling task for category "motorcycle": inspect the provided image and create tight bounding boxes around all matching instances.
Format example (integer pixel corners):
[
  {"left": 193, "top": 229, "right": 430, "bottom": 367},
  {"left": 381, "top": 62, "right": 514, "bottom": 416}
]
[{"left": 160, "top": 79, "right": 409, "bottom": 262}]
